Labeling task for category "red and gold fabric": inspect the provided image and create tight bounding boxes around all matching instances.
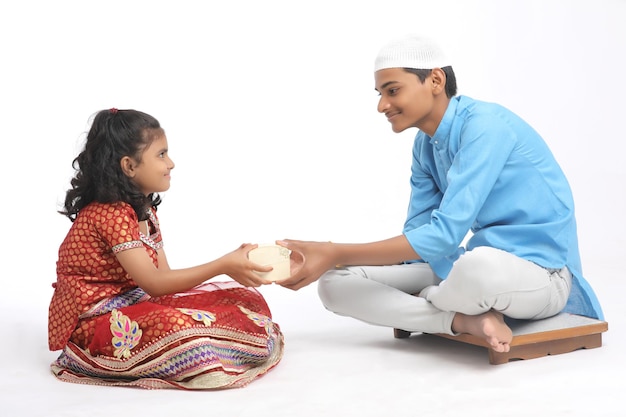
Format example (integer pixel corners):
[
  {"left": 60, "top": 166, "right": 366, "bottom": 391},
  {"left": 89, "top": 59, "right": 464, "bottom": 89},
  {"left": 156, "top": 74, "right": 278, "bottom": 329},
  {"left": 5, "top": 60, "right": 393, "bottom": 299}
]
[{"left": 48, "top": 202, "right": 283, "bottom": 389}]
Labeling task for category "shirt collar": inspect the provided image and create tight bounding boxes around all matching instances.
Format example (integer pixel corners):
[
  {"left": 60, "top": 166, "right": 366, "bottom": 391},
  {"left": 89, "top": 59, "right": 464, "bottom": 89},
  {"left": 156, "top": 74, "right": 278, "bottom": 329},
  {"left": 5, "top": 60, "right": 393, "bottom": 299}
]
[{"left": 429, "top": 97, "right": 458, "bottom": 146}]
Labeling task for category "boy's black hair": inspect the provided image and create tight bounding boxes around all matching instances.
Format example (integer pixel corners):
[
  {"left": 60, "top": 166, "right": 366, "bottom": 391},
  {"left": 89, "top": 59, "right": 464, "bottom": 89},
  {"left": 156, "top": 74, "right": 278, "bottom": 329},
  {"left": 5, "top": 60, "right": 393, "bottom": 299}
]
[
  {"left": 404, "top": 66, "right": 457, "bottom": 98},
  {"left": 60, "top": 109, "right": 163, "bottom": 222}
]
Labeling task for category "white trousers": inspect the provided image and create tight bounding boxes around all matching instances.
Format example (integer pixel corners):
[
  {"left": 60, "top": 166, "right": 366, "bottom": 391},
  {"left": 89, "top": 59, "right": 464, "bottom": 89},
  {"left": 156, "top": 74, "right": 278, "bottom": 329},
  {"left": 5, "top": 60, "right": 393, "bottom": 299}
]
[{"left": 317, "top": 246, "right": 572, "bottom": 335}]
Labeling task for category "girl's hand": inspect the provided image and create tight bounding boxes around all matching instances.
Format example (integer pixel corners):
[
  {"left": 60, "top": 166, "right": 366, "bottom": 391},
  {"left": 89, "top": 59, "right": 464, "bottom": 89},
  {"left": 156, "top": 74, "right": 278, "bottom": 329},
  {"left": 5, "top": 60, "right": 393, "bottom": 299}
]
[
  {"left": 273, "top": 239, "right": 336, "bottom": 291},
  {"left": 220, "top": 243, "right": 273, "bottom": 287}
]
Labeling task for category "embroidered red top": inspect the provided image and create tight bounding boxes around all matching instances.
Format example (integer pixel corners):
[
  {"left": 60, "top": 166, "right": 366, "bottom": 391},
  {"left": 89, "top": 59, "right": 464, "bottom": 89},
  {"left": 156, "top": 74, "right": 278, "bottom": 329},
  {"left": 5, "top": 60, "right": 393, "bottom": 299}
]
[{"left": 48, "top": 201, "right": 161, "bottom": 351}]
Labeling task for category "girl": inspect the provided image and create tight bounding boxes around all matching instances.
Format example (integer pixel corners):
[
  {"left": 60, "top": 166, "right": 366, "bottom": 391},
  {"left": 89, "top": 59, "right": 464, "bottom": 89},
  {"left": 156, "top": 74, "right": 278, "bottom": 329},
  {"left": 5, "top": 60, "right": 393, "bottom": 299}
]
[{"left": 48, "top": 108, "right": 283, "bottom": 390}]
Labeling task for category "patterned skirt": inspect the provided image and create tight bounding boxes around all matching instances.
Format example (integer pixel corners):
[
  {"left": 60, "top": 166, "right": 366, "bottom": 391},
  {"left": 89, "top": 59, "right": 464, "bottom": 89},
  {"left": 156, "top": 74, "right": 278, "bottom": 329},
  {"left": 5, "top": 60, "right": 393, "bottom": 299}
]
[{"left": 50, "top": 281, "right": 284, "bottom": 390}]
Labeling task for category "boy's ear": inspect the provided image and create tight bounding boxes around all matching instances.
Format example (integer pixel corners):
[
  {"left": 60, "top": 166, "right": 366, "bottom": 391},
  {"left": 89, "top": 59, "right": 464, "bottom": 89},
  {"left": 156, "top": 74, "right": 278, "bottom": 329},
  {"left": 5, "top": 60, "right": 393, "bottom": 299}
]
[
  {"left": 430, "top": 68, "right": 446, "bottom": 94},
  {"left": 120, "top": 156, "right": 136, "bottom": 178}
]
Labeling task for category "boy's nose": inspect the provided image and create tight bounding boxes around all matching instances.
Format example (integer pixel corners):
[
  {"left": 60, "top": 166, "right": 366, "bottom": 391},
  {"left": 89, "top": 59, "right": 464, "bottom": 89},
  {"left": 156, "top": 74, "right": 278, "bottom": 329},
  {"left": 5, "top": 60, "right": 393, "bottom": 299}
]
[{"left": 377, "top": 97, "right": 390, "bottom": 113}]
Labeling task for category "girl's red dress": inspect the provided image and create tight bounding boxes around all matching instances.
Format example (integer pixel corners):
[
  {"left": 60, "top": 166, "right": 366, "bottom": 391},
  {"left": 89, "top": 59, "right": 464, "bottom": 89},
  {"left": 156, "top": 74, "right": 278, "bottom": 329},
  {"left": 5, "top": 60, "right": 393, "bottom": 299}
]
[{"left": 48, "top": 202, "right": 283, "bottom": 389}]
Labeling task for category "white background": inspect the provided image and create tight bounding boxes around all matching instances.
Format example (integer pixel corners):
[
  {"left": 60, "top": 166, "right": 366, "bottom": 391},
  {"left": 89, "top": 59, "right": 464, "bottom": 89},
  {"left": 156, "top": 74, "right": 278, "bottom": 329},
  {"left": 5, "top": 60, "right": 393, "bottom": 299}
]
[{"left": 1, "top": 1, "right": 625, "bottom": 416}]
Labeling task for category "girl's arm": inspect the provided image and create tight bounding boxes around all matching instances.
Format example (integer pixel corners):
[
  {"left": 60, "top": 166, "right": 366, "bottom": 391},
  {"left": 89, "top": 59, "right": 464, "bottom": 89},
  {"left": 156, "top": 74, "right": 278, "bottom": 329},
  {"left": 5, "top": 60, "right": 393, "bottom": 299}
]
[
  {"left": 116, "top": 243, "right": 272, "bottom": 297},
  {"left": 156, "top": 248, "right": 171, "bottom": 271}
]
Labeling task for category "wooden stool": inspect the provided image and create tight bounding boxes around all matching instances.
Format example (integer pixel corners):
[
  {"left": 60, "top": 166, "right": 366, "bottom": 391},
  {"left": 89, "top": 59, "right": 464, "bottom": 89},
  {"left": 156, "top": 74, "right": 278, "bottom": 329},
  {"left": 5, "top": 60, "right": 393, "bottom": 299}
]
[{"left": 393, "top": 313, "right": 608, "bottom": 365}]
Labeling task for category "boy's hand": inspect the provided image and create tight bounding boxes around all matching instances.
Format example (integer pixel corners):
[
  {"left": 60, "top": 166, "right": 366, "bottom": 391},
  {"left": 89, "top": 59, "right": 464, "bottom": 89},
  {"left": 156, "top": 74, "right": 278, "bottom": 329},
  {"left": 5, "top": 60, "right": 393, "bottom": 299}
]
[{"left": 274, "top": 239, "right": 335, "bottom": 291}]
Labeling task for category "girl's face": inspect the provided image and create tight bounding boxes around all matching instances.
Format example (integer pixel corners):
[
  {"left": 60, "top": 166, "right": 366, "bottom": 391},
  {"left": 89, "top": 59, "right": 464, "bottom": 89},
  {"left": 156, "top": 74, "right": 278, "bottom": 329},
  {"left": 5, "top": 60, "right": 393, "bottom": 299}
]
[
  {"left": 127, "top": 133, "right": 175, "bottom": 196},
  {"left": 374, "top": 68, "right": 439, "bottom": 135}
]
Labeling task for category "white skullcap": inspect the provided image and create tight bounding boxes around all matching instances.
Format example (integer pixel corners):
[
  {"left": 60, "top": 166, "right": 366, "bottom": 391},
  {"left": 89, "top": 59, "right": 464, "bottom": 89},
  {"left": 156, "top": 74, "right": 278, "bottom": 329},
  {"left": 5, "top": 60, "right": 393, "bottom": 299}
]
[{"left": 374, "top": 35, "right": 451, "bottom": 72}]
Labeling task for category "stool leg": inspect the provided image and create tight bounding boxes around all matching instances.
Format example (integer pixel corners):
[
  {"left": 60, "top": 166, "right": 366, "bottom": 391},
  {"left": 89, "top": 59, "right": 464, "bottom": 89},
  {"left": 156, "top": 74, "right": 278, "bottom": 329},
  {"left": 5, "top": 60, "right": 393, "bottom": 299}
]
[{"left": 394, "top": 328, "right": 412, "bottom": 338}]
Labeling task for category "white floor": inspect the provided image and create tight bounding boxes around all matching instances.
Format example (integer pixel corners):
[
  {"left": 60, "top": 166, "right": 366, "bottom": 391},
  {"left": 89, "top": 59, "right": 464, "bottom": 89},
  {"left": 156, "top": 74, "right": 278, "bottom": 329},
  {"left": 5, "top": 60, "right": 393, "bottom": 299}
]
[{"left": 2, "top": 264, "right": 622, "bottom": 417}]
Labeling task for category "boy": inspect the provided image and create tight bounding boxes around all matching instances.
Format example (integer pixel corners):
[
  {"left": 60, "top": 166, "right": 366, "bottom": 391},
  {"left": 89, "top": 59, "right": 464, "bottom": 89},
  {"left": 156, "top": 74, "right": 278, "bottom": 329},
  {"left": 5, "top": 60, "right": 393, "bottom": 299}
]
[{"left": 277, "top": 35, "right": 603, "bottom": 353}]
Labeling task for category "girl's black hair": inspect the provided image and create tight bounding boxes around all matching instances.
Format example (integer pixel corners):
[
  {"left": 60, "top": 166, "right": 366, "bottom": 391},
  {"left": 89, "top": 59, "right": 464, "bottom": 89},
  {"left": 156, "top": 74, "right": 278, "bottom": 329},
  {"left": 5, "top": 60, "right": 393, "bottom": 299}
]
[
  {"left": 60, "top": 109, "right": 164, "bottom": 222},
  {"left": 404, "top": 66, "right": 458, "bottom": 98}
]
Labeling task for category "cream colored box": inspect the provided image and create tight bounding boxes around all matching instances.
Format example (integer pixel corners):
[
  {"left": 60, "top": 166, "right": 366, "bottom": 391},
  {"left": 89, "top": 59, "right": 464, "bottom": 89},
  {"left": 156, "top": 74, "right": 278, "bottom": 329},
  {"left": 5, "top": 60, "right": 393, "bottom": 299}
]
[{"left": 248, "top": 244, "right": 291, "bottom": 281}]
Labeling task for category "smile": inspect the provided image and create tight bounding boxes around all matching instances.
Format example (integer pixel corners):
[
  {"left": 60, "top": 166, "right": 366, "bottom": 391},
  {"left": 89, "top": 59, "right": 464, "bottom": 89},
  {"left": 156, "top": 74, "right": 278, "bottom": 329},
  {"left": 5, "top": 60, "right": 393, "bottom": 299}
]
[{"left": 385, "top": 111, "right": 400, "bottom": 121}]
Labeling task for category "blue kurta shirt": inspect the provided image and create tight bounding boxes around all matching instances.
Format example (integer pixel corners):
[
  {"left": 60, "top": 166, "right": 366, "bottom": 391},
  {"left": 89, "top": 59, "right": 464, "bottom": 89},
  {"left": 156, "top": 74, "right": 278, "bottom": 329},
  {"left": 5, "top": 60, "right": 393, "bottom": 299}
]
[{"left": 403, "top": 96, "right": 603, "bottom": 320}]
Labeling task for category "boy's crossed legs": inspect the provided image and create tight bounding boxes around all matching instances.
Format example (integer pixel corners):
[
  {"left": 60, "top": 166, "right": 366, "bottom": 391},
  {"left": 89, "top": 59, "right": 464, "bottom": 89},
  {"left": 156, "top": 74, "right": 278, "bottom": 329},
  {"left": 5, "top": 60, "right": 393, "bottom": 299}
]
[{"left": 317, "top": 246, "right": 572, "bottom": 353}]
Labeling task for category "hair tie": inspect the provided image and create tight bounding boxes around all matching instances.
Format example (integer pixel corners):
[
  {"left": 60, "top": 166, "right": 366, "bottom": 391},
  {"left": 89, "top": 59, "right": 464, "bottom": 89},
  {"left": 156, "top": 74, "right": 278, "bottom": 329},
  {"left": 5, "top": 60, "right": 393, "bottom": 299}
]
[{"left": 109, "top": 108, "right": 119, "bottom": 114}]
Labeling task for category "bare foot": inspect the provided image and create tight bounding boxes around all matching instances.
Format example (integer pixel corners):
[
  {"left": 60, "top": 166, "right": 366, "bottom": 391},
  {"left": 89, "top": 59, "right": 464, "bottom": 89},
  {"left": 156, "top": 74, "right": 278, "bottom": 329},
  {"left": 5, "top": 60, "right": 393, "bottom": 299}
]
[{"left": 452, "top": 310, "right": 513, "bottom": 353}]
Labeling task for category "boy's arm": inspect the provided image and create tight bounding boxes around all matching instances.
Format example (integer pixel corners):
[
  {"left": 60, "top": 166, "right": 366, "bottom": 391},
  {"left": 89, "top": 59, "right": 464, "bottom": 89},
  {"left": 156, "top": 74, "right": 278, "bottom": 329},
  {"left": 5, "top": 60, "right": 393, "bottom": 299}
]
[{"left": 276, "top": 235, "right": 419, "bottom": 291}]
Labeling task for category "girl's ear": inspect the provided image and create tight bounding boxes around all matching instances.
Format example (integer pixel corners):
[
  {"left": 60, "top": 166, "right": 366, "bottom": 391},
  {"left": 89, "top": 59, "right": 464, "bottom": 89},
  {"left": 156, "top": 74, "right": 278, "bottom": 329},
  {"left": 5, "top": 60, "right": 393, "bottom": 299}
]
[{"left": 120, "top": 156, "right": 136, "bottom": 178}]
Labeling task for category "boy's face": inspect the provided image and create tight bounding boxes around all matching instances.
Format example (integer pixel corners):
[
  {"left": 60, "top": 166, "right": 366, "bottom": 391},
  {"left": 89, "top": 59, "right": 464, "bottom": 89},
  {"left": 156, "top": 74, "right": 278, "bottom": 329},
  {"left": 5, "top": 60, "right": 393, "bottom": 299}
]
[{"left": 375, "top": 68, "right": 438, "bottom": 134}]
